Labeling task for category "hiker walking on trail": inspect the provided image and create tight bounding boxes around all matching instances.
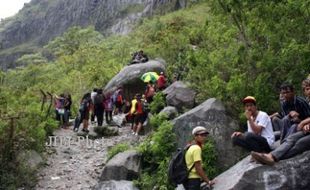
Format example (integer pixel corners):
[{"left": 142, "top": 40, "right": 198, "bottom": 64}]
[
  {"left": 113, "top": 88, "right": 123, "bottom": 115},
  {"left": 104, "top": 93, "right": 113, "bottom": 124},
  {"left": 183, "top": 126, "right": 215, "bottom": 190},
  {"left": 54, "top": 94, "right": 66, "bottom": 127},
  {"left": 94, "top": 89, "right": 105, "bottom": 127},
  {"left": 132, "top": 94, "right": 146, "bottom": 136},
  {"left": 63, "top": 93, "right": 72, "bottom": 129},
  {"left": 80, "top": 93, "right": 92, "bottom": 133},
  {"left": 90, "top": 88, "right": 98, "bottom": 124},
  {"left": 231, "top": 96, "right": 275, "bottom": 153}
]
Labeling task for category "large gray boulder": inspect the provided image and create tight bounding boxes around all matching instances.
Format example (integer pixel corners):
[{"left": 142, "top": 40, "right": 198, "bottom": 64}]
[
  {"left": 172, "top": 98, "right": 243, "bottom": 170},
  {"left": 103, "top": 59, "right": 166, "bottom": 99},
  {"left": 100, "top": 150, "right": 141, "bottom": 181},
  {"left": 163, "top": 81, "right": 196, "bottom": 111},
  {"left": 95, "top": 180, "right": 139, "bottom": 190},
  {"left": 213, "top": 151, "right": 310, "bottom": 190},
  {"left": 159, "top": 106, "right": 178, "bottom": 120}
]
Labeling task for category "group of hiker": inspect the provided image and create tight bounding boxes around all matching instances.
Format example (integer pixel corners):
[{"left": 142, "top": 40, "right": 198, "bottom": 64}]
[
  {"left": 179, "top": 77, "right": 310, "bottom": 190},
  {"left": 231, "top": 77, "right": 310, "bottom": 166},
  {"left": 53, "top": 70, "right": 168, "bottom": 135}
]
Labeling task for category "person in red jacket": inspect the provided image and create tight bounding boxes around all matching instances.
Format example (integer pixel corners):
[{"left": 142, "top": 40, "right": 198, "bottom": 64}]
[{"left": 157, "top": 72, "right": 167, "bottom": 91}]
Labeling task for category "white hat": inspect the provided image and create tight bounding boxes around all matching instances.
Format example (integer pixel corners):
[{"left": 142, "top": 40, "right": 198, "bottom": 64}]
[{"left": 192, "top": 126, "right": 209, "bottom": 135}]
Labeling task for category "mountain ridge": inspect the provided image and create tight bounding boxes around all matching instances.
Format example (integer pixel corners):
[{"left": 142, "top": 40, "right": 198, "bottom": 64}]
[{"left": 0, "top": 0, "right": 189, "bottom": 70}]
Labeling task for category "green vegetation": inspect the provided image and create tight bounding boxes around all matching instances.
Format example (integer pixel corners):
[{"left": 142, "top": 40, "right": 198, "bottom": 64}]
[
  {"left": 0, "top": 0, "right": 309, "bottom": 188},
  {"left": 136, "top": 117, "right": 218, "bottom": 189},
  {"left": 107, "top": 143, "right": 130, "bottom": 161},
  {"left": 149, "top": 92, "right": 166, "bottom": 114}
]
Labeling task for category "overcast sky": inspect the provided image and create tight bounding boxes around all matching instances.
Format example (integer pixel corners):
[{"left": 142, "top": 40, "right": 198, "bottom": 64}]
[{"left": 0, "top": 0, "right": 31, "bottom": 20}]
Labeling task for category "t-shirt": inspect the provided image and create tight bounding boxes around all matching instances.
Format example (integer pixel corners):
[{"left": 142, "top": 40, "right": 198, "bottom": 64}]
[
  {"left": 247, "top": 111, "right": 275, "bottom": 146},
  {"left": 130, "top": 99, "right": 137, "bottom": 114},
  {"left": 185, "top": 145, "right": 202, "bottom": 179},
  {"left": 280, "top": 96, "right": 310, "bottom": 120}
]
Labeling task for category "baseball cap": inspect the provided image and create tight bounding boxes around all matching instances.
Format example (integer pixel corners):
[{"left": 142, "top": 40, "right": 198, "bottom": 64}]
[
  {"left": 242, "top": 96, "right": 256, "bottom": 104},
  {"left": 192, "top": 126, "right": 209, "bottom": 135}
]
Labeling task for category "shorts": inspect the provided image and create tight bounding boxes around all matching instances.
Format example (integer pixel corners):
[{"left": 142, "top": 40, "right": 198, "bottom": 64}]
[{"left": 134, "top": 114, "right": 146, "bottom": 124}]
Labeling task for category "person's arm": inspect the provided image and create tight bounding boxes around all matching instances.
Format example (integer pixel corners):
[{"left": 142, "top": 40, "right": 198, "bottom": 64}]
[
  {"left": 245, "top": 111, "right": 263, "bottom": 135},
  {"left": 231, "top": 131, "right": 243, "bottom": 138},
  {"left": 194, "top": 161, "right": 214, "bottom": 185},
  {"left": 297, "top": 117, "right": 310, "bottom": 131}
]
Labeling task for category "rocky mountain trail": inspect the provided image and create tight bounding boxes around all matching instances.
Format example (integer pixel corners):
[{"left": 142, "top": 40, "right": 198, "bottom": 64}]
[{"left": 35, "top": 115, "right": 144, "bottom": 190}]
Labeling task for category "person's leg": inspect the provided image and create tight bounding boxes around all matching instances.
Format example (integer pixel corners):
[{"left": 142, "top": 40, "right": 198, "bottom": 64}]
[
  {"left": 135, "top": 122, "right": 142, "bottom": 136},
  {"left": 271, "top": 131, "right": 305, "bottom": 160},
  {"left": 280, "top": 116, "right": 293, "bottom": 143},
  {"left": 272, "top": 116, "right": 283, "bottom": 131},
  {"left": 109, "top": 111, "right": 113, "bottom": 122},
  {"left": 97, "top": 110, "right": 103, "bottom": 126},
  {"left": 281, "top": 133, "right": 310, "bottom": 159},
  {"left": 231, "top": 133, "right": 252, "bottom": 151},
  {"left": 244, "top": 132, "right": 271, "bottom": 153},
  {"left": 105, "top": 111, "right": 108, "bottom": 124},
  {"left": 232, "top": 132, "right": 270, "bottom": 152}
]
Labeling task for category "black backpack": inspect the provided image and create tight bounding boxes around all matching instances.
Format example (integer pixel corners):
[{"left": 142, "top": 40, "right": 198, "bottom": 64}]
[{"left": 168, "top": 144, "right": 195, "bottom": 187}]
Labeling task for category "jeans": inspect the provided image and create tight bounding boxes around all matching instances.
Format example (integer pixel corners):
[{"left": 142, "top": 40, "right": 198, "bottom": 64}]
[{"left": 272, "top": 131, "right": 310, "bottom": 160}]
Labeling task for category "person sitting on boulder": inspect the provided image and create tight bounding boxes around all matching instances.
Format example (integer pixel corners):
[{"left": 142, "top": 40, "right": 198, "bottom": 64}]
[
  {"left": 252, "top": 79, "right": 310, "bottom": 165},
  {"left": 231, "top": 96, "right": 275, "bottom": 153},
  {"left": 129, "top": 50, "right": 149, "bottom": 64},
  {"left": 251, "top": 117, "right": 310, "bottom": 165},
  {"left": 270, "top": 83, "right": 310, "bottom": 143}
]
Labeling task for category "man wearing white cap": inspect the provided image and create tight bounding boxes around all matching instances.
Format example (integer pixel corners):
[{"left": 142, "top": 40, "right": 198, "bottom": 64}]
[
  {"left": 183, "top": 126, "right": 215, "bottom": 190},
  {"left": 231, "top": 96, "right": 275, "bottom": 153}
]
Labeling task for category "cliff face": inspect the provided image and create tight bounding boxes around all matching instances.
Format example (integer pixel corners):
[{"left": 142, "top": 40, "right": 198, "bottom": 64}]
[{"left": 0, "top": 0, "right": 188, "bottom": 69}]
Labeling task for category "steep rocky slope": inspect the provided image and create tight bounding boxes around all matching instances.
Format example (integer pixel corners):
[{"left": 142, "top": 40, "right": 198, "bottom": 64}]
[{"left": 0, "top": 0, "right": 188, "bottom": 69}]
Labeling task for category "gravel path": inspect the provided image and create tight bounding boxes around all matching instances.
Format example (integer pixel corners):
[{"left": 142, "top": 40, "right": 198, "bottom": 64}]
[{"left": 36, "top": 119, "right": 142, "bottom": 190}]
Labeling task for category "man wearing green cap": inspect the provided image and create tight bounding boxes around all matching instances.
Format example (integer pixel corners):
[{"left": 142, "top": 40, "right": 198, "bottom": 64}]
[{"left": 231, "top": 96, "right": 275, "bottom": 153}]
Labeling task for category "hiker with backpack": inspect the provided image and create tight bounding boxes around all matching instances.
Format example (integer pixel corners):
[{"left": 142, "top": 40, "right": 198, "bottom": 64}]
[
  {"left": 168, "top": 126, "right": 215, "bottom": 189},
  {"left": 184, "top": 126, "right": 215, "bottom": 189},
  {"left": 94, "top": 89, "right": 105, "bottom": 127},
  {"left": 104, "top": 93, "right": 113, "bottom": 124}
]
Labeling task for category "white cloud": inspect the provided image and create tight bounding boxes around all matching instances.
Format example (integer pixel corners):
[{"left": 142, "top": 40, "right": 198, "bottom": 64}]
[{"left": 0, "top": 0, "right": 31, "bottom": 20}]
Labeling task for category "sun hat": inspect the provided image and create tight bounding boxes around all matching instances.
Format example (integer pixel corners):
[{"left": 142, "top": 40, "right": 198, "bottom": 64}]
[{"left": 192, "top": 126, "right": 209, "bottom": 135}]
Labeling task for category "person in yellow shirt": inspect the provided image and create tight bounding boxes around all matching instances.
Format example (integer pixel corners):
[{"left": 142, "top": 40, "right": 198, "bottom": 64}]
[{"left": 183, "top": 126, "right": 215, "bottom": 190}]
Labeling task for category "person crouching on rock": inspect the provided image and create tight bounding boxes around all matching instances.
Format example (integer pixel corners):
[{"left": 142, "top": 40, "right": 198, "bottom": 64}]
[{"left": 231, "top": 96, "right": 275, "bottom": 153}]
